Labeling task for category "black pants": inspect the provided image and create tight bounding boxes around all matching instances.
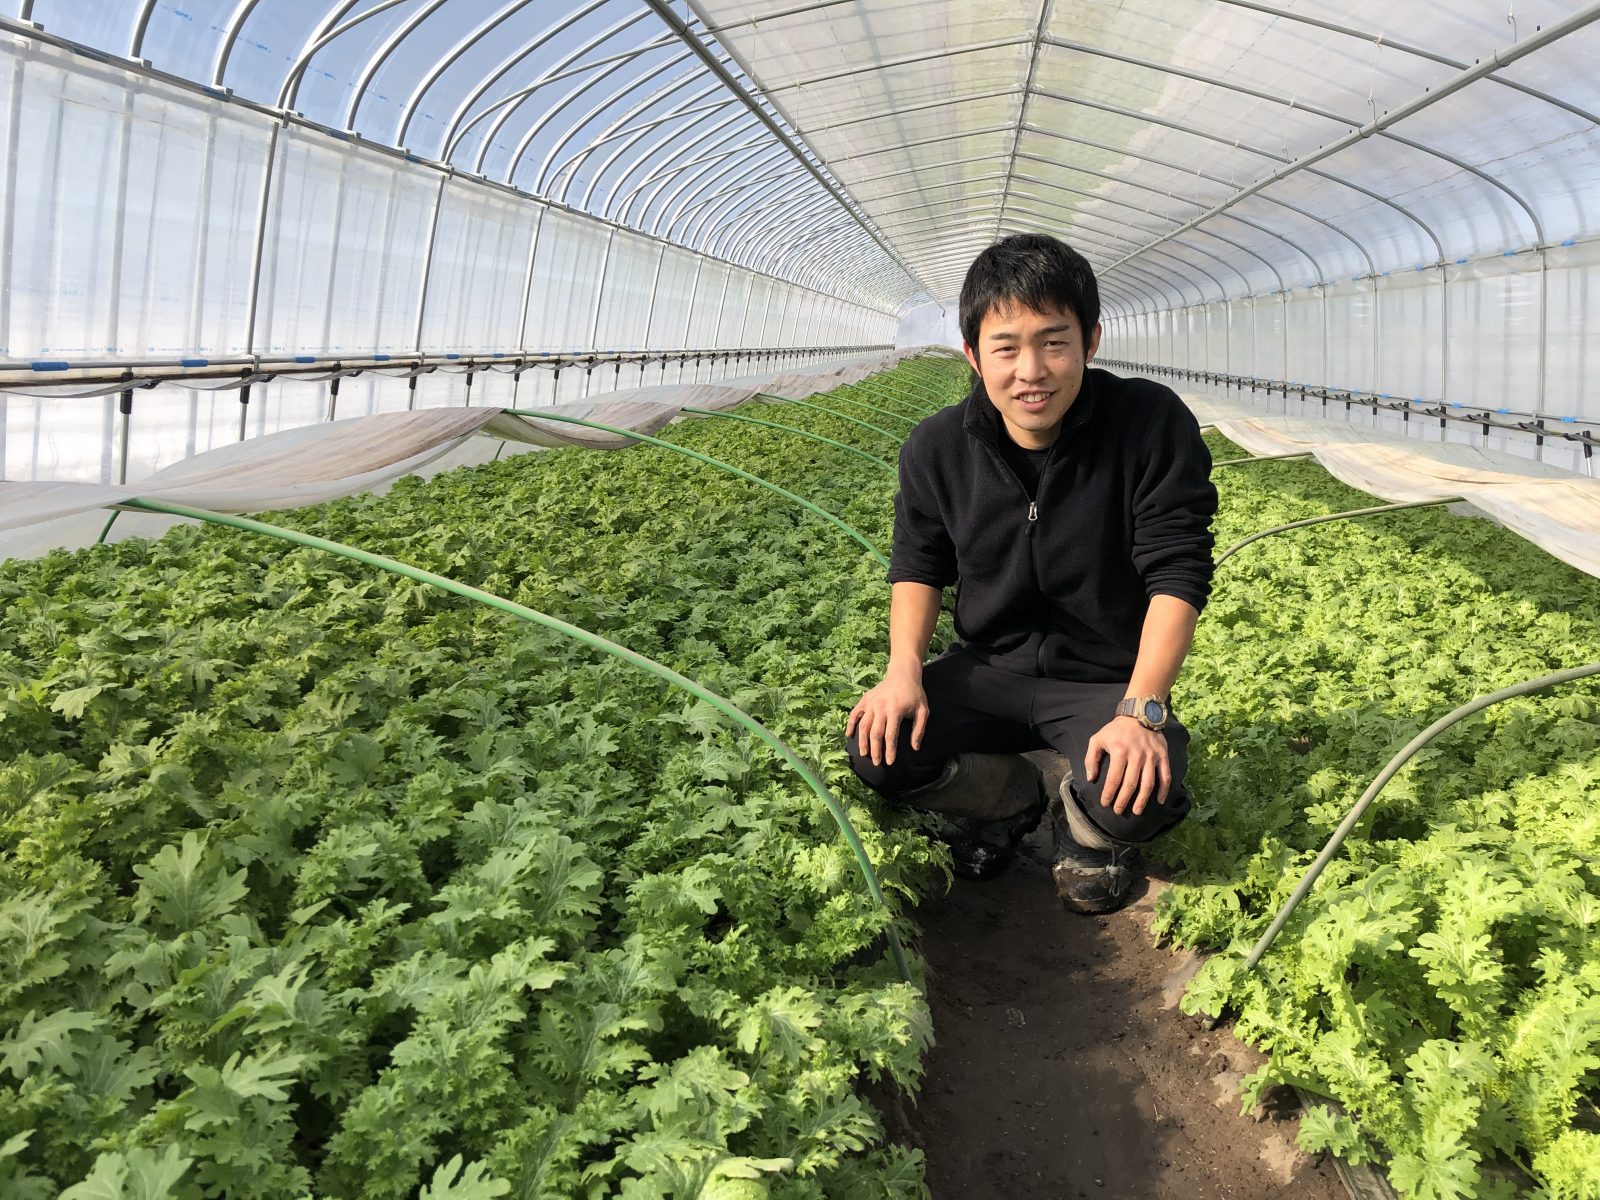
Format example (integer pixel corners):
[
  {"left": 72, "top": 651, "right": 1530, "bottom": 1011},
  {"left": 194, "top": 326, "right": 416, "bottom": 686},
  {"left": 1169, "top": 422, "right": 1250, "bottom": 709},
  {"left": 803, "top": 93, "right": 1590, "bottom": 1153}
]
[{"left": 846, "top": 647, "right": 1191, "bottom": 845}]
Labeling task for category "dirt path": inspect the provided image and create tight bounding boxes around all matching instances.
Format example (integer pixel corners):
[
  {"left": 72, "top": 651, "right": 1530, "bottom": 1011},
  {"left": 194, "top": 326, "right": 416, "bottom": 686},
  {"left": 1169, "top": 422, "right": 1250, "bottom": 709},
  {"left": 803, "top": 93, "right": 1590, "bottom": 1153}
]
[{"left": 885, "top": 824, "right": 1347, "bottom": 1199}]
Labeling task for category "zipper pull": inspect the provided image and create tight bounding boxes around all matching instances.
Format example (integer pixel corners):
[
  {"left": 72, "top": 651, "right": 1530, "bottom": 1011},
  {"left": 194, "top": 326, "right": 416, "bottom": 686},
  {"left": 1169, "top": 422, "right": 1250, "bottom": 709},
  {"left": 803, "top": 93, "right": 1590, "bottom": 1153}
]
[{"left": 1027, "top": 501, "right": 1038, "bottom": 523}]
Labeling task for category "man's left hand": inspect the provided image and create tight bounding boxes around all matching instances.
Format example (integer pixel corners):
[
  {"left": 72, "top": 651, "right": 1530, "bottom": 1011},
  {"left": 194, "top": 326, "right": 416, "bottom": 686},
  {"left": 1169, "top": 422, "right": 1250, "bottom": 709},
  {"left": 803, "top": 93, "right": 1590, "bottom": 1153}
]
[{"left": 1084, "top": 718, "right": 1172, "bottom": 816}]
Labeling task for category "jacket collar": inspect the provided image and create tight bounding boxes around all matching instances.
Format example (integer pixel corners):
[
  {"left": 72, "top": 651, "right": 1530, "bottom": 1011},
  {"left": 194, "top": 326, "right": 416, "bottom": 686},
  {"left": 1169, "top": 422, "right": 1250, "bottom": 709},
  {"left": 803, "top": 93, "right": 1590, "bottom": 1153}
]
[{"left": 960, "top": 365, "right": 1101, "bottom": 451}]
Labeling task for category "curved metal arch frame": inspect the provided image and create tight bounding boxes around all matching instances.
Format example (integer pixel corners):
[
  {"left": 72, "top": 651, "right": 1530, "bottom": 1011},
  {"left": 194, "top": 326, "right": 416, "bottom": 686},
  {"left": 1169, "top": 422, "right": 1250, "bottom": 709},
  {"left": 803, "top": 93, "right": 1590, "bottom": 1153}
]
[
  {"left": 702, "top": 181, "right": 823, "bottom": 265},
  {"left": 1012, "top": 133, "right": 1387, "bottom": 274},
  {"left": 1211, "top": 0, "right": 1600, "bottom": 128},
  {"left": 1101, "top": 10, "right": 1600, "bottom": 283},
  {"left": 1002, "top": 184, "right": 1280, "bottom": 291},
  {"left": 430, "top": 0, "right": 617, "bottom": 158},
  {"left": 643, "top": 0, "right": 927, "bottom": 299},
  {"left": 666, "top": 144, "right": 803, "bottom": 243},
  {"left": 1024, "top": 92, "right": 1444, "bottom": 263},
  {"left": 436, "top": 26, "right": 674, "bottom": 168},
  {"left": 648, "top": 138, "right": 791, "bottom": 238},
  {"left": 988, "top": 200, "right": 1241, "bottom": 299},
  {"left": 478, "top": 17, "right": 672, "bottom": 177},
  {"left": 689, "top": 166, "right": 817, "bottom": 251},
  {"left": 611, "top": 115, "right": 767, "bottom": 223},
  {"left": 534, "top": 59, "right": 716, "bottom": 196},
  {"left": 752, "top": 201, "right": 900, "bottom": 278},
  {"left": 560, "top": 89, "right": 739, "bottom": 208},
  {"left": 509, "top": 48, "right": 697, "bottom": 192},
  {"left": 1037, "top": 34, "right": 1547, "bottom": 246},
  {"left": 728, "top": 190, "right": 850, "bottom": 265},
  {"left": 339, "top": 0, "right": 450, "bottom": 127},
  {"left": 1009, "top": 159, "right": 1325, "bottom": 281}
]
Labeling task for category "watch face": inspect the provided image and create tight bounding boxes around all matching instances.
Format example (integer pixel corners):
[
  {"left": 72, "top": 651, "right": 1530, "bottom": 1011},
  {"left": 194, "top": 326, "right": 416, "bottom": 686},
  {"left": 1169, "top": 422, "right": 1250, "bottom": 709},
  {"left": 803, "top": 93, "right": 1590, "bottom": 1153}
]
[{"left": 1143, "top": 699, "right": 1165, "bottom": 726}]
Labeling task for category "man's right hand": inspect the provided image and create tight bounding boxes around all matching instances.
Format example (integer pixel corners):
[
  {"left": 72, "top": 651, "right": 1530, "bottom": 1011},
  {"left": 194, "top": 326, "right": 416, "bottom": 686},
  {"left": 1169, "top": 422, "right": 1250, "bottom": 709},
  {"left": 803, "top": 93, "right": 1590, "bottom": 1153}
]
[{"left": 845, "top": 664, "right": 929, "bottom": 767}]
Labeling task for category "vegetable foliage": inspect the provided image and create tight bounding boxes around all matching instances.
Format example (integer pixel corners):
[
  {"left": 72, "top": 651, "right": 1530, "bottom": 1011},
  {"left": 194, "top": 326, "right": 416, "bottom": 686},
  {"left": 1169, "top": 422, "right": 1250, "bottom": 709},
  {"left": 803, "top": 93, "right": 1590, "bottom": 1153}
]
[
  {"left": 1164, "top": 435, "right": 1600, "bottom": 1199},
  {"left": 0, "top": 363, "right": 965, "bottom": 1198}
]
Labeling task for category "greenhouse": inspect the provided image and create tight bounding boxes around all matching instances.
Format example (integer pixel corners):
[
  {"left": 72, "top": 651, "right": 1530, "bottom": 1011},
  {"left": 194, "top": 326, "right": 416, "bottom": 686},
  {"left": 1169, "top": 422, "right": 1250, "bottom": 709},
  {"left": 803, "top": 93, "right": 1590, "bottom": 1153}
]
[{"left": 1, "top": 1, "right": 1598, "bottom": 1197}]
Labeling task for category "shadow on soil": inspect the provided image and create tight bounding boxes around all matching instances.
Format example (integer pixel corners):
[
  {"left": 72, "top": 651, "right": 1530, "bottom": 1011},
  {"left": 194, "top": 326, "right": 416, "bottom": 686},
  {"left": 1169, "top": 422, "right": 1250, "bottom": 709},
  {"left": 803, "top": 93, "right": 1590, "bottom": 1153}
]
[{"left": 875, "top": 826, "right": 1348, "bottom": 1200}]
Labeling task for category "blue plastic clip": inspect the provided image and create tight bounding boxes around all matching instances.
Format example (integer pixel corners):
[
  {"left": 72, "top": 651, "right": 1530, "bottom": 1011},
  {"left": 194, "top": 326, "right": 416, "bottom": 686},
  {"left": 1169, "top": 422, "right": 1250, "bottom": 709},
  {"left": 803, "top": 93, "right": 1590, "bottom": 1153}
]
[
  {"left": 31, "top": 360, "right": 70, "bottom": 372},
  {"left": 294, "top": 355, "right": 316, "bottom": 364},
  {"left": 180, "top": 357, "right": 208, "bottom": 368}
]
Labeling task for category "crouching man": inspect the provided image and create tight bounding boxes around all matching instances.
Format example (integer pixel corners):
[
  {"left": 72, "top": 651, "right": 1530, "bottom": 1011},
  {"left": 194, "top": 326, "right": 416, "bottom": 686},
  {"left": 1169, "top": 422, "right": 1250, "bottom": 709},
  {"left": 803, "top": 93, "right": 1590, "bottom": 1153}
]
[{"left": 845, "top": 233, "right": 1217, "bottom": 914}]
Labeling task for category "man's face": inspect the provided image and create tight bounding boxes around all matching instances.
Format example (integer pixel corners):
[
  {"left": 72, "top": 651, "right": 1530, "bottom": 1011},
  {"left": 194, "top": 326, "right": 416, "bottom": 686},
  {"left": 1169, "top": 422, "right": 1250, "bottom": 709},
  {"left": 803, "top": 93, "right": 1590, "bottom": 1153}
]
[{"left": 963, "top": 300, "right": 1102, "bottom": 450}]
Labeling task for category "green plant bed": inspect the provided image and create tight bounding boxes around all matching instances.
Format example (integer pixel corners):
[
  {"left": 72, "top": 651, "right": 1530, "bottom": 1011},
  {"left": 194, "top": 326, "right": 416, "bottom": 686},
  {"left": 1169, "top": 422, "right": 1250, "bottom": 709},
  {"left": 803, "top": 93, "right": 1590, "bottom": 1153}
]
[
  {"left": 0, "top": 362, "right": 968, "bottom": 1199},
  {"left": 1159, "top": 433, "right": 1600, "bottom": 1199}
]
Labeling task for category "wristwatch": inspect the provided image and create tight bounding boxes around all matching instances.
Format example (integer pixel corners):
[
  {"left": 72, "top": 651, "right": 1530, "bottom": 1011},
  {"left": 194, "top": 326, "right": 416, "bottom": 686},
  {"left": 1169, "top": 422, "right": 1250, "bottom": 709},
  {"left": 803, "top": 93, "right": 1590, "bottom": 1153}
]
[{"left": 1115, "top": 695, "right": 1169, "bottom": 731}]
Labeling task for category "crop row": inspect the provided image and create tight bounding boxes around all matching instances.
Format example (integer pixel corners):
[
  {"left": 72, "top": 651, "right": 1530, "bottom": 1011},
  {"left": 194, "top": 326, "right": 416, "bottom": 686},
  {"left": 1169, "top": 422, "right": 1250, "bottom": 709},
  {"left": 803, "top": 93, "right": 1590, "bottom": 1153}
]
[
  {"left": 0, "top": 360, "right": 968, "bottom": 1199},
  {"left": 1168, "top": 438, "right": 1600, "bottom": 1200}
]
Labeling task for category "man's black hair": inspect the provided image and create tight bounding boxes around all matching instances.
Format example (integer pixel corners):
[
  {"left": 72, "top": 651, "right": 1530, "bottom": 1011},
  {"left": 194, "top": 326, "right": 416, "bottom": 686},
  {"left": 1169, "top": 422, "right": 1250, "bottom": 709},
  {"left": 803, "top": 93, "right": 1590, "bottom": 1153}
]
[{"left": 958, "top": 232, "right": 1100, "bottom": 355}]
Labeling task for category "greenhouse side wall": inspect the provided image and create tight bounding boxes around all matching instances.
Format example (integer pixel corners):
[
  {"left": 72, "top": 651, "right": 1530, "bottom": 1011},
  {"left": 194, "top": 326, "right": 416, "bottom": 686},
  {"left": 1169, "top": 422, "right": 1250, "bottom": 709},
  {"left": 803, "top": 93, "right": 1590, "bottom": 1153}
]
[
  {"left": 0, "top": 34, "right": 899, "bottom": 488},
  {"left": 1102, "top": 238, "right": 1600, "bottom": 475}
]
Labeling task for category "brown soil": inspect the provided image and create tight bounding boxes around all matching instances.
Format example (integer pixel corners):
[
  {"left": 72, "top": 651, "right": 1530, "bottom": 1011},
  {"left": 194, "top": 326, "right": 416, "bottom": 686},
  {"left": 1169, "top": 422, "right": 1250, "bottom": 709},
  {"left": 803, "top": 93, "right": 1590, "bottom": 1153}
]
[{"left": 881, "top": 824, "right": 1348, "bottom": 1200}]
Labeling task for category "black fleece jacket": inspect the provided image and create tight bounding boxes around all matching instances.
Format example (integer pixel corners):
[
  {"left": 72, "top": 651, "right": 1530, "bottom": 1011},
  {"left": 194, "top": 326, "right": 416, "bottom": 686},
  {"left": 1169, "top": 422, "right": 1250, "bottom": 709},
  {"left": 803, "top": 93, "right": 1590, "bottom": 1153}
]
[{"left": 888, "top": 367, "right": 1217, "bottom": 684}]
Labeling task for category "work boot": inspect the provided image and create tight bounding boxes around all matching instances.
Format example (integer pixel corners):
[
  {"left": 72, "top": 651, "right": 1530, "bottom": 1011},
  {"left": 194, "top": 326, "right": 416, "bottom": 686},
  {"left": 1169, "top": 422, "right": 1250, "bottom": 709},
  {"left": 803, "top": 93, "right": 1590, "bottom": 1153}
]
[
  {"left": 1049, "top": 783, "right": 1141, "bottom": 914},
  {"left": 897, "top": 754, "right": 1048, "bottom": 881}
]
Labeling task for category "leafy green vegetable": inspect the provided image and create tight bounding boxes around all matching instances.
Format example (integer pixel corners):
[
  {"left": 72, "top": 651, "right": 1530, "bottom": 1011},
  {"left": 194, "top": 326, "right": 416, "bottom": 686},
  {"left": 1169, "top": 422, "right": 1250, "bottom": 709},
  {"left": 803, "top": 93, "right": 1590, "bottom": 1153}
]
[{"left": 0, "top": 364, "right": 961, "bottom": 1198}]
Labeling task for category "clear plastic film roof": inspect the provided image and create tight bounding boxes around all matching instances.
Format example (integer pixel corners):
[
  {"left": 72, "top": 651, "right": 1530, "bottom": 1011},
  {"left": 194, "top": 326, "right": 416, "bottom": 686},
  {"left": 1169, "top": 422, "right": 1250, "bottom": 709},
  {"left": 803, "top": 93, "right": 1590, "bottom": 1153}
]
[{"left": 11, "top": 1, "right": 1597, "bottom": 323}]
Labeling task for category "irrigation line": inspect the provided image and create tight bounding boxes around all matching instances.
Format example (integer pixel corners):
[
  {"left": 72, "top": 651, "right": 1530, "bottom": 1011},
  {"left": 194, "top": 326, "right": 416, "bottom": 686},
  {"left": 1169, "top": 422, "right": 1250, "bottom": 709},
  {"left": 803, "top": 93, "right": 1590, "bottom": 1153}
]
[
  {"left": 757, "top": 394, "right": 906, "bottom": 445},
  {"left": 96, "top": 510, "right": 121, "bottom": 544},
  {"left": 682, "top": 406, "right": 894, "bottom": 472},
  {"left": 839, "top": 382, "right": 932, "bottom": 422},
  {"left": 505, "top": 409, "right": 888, "bottom": 568},
  {"left": 1212, "top": 451, "right": 1316, "bottom": 469},
  {"left": 859, "top": 379, "right": 941, "bottom": 413},
  {"left": 1243, "top": 662, "right": 1600, "bottom": 974},
  {"left": 116, "top": 496, "right": 913, "bottom": 983},
  {"left": 815, "top": 389, "right": 920, "bottom": 428},
  {"left": 1216, "top": 499, "right": 1465, "bottom": 566}
]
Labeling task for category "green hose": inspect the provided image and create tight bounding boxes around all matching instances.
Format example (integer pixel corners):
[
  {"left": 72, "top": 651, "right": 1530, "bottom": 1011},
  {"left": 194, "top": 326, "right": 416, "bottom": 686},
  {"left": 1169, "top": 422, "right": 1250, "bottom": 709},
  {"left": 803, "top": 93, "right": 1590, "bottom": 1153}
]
[
  {"left": 1242, "top": 661, "right": 1600, "bottom": 974},
  {"left": 96, "top": 510, "right": 121, "bottom": 545},
  {"left": 1213, "top": 451, "right": 1316, "bottom": 469},
  {"left": 839, "top": 383, "right": 932, "bottom": 422},
  {"left": 681, "top": 406, "right": 894, "bottom": 472},
  {"left": 115, "top": 496, "right": 913, "bottom": 983},
  {"left": 756, "top": 394, "right": 906, "bottom": 445},
  {"left": 1216, "top": 499, "right": 1465, "bottom": 566},
  {"left": 504, "top": 409, "right": 888, "bottom": 568},
  {"left": 820, "top": 390, "right": 920, "bottom": 427}
]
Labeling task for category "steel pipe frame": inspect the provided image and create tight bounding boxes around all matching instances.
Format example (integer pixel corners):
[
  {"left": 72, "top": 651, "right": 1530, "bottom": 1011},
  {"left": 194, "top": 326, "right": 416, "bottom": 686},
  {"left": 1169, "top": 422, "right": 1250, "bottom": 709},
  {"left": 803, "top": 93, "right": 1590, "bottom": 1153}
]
[
  {"left": 691, "top": 174, "right": 820, "bottom": 261},
  {"left": 1104, "top": 6, "right": 1600, "bottom": 279},
  {"left": 1037, "top": 33, "right": 1546, "bottom": 250},
  {"left": 992, "top": 0, "right": 1054, "bottom": 243},
  {"left": 1012, "top": 133, "right": 1386, "bottom": 275},
  {"left": 1023, "top": 95, "right": 1442, "bottom": 266},
  {"left": 2, "top": 16, "right": 904, "bottom": 343},
  {"left": 1211, "top": 0, "right": 1599, "bottom": 127},
  {"left": 617, "top": 121, "right": 780, "bottom": 225},
  {"left": 1008, "top": 171, "right": 1311, "bottom": 287},
  {"left": 644, "top": 0, "right": 928, "bottom": 298},
  {"left": 430, "top": 0, "right": 617, "bottom": 159},
  {"left": 512, "top": 48, "right": 697, "bottom": 193},
  {"left": 275, "top": 0, "right": 412, "bottom": 112},
  {"left": 335, "top": 0, "right": 451, "bottom": 123},
  {"left": 548, "top": 90, "right": 739, "bottom": 207},
  {"left": 531, "top": 57, "right": 714, "bottom": 196},
  {"left": 670, "top": 151, "right": 809, "bottom": 246},
  {"left": 755, "top": 33, "right": 1035, "bottom": 97},
  {"left": 475, "top": 17, "right": 669, "bottom": 178}
]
